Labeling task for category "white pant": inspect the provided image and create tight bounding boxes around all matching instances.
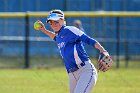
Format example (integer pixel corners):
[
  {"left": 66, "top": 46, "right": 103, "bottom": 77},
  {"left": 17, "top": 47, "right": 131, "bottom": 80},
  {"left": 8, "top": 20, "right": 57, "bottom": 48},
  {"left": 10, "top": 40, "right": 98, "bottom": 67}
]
[{"left": 68, "top": 61, "right": 98, "bottom": 93}]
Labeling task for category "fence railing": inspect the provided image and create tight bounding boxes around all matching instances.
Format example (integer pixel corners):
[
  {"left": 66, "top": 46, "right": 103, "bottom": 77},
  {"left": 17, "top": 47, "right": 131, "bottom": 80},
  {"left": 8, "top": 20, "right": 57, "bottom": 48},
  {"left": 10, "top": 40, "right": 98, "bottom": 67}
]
[{"left": 1, "top": 11, "right": 140, "bottom": 17}]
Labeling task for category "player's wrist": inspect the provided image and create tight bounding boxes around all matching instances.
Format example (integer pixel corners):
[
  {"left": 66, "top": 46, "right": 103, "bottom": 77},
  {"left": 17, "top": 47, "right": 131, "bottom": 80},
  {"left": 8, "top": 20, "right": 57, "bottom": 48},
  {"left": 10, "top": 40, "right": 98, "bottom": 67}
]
[
  {"left": 101, "top": 50, "right": 107, "bottom": 53},
  {"left": 102, "top": 50, "right": 110, "bottom": 56},
  {"left": 100, "top": 49, "right": 107, "bottom": 53},
  {"left": 41, "top": 28, "right": 47, "bottom": 32}
]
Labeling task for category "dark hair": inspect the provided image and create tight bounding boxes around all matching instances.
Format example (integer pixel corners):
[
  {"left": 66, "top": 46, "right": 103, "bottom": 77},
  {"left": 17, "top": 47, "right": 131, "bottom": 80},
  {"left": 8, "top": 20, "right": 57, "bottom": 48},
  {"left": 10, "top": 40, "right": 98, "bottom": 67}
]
[{"left": 50, "top": 9, "right": 64, "bottom": 16}]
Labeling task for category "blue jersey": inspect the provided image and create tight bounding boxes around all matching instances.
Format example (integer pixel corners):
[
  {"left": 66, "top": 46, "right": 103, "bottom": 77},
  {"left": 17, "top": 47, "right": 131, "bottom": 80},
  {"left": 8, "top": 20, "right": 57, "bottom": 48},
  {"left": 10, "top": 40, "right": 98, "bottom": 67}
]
[{"left": 54, "top": 25, "right": 97, "bottom": 72}]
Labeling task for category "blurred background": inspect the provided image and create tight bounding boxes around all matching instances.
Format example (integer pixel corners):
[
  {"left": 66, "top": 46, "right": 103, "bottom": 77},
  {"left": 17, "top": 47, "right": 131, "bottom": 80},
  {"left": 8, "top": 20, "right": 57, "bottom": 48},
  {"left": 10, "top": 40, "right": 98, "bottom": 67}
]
[
  {"left": 0, "top": 0, "right": 140, "bottom": 93},
  {"left": 0, "top": 0, "right": 140, "bottom": 69}
]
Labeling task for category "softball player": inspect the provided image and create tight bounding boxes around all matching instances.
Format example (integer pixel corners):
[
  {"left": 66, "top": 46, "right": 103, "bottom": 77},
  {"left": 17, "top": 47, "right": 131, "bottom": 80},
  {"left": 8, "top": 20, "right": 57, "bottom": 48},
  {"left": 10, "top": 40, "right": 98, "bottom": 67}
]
[{"left": 37, "top": 9, "right": 109, "bottom": 93}]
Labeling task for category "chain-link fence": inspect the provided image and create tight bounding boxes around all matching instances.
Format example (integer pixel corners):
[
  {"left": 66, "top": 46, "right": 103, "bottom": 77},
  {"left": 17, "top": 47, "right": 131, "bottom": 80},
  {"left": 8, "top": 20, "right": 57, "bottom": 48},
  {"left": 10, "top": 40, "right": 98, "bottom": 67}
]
[{"left": 0, "top": 12, "right": 140, "bottom": 68}]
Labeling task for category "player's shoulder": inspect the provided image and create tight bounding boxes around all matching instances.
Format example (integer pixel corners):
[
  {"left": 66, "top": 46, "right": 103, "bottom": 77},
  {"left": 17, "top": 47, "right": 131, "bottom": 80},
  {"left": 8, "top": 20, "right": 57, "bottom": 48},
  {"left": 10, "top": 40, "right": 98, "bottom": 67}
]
[
  {"left": 64, "top": 26, "right": 79, "bottom": 31},
  {"left": 64, "top": 26, "right": 84, "bottom": 36}
]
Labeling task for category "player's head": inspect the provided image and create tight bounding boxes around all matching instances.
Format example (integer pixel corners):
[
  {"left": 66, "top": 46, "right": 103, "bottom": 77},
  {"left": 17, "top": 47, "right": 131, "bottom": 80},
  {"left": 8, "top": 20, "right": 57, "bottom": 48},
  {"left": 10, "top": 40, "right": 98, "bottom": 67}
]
[
  {"left": 46, "top": 9, "right": 65, "bottom": 32},
  {"left": 47, "top": 9, "right": 64, "bottom": 23}
]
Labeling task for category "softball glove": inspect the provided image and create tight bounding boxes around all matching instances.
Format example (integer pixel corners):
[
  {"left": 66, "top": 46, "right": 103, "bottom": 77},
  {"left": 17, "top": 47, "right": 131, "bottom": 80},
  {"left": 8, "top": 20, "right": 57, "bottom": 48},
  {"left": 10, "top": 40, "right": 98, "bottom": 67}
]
[{"left": 97, "top": 52, "right": 113, "bottom": 72}]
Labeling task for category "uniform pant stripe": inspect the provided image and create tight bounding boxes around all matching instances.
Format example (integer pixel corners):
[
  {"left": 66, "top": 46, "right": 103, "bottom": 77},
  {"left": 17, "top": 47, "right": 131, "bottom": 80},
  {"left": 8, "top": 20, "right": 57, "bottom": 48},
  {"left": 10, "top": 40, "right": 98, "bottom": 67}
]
[{"left": 83, "top": 64, "right": 94, "bottom": 93}]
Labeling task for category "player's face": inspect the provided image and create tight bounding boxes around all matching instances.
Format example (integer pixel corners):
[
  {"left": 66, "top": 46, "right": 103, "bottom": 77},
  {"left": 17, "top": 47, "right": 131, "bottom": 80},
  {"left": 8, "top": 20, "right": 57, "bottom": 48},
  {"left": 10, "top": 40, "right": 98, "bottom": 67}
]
[{"left": 48, "top": 19, "right": 64, "bottom": 33}]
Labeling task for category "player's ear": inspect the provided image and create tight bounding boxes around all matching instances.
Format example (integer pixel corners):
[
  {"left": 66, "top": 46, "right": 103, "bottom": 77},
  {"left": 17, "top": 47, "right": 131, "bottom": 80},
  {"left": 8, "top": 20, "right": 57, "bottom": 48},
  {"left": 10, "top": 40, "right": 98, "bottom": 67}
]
[{"left": 60, "top": 18, "right": 66, "bottom": 25}]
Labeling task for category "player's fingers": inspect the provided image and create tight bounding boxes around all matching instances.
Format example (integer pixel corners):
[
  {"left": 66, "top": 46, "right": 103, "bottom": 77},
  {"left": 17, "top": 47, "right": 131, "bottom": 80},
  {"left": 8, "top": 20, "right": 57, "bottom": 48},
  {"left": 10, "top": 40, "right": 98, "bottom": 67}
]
[
  {"left": 37, "top": 20, "right": 43, "bottom": 24},
  {"left": 37, "top": 20, "right": 44, "bottom": 26},
  {"left": 98, "top": 62, "right": 103, "bottom": 69},
  {"left": 99, "top": 63, "right": 104, "bottom": 71},
  {"left": 100, "top": 65, "right": 105, "bottom": 71},
  {"left": 99, "top": 65, "right": 103, "bottom": 70},
  {"left": 102, "top": 68, "right": 106, "bottom": 72},
  {"left": 103, "top": 68, "right": 108, "bottom": 72}
]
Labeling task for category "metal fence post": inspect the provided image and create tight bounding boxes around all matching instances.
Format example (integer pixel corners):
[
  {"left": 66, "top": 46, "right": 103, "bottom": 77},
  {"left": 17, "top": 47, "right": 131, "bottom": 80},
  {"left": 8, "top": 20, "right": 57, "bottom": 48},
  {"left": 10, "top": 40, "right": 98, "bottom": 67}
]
[
  {"left": 24, "top": 12, "right": 30, "bottom": 68},
  {"left": 116, "top": 17, "right": 120, "bottom": 68},
  {"left": 125, "top": 40, "right": 129, "bottom": 68}
]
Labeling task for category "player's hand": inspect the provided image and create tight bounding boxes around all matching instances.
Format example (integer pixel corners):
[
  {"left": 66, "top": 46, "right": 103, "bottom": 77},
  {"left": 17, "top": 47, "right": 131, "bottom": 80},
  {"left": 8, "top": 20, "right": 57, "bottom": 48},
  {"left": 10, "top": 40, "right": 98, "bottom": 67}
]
[
  {"left": 36, "top": 20, "right": 46, "bottom": 32},
  {"left": 97, "top": 51, "right": 113, "bottom": 72}
]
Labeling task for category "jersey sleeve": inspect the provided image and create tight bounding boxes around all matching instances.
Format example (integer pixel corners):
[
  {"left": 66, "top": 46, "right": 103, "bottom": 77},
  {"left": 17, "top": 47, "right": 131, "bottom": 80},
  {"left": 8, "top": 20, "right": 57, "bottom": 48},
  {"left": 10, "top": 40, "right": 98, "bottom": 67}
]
[
  {"left": 66, "top": 26, "right": 97, "bottom": 46},
  {"left": 79, "top": 34, "right": 97, "bottom": 46}
]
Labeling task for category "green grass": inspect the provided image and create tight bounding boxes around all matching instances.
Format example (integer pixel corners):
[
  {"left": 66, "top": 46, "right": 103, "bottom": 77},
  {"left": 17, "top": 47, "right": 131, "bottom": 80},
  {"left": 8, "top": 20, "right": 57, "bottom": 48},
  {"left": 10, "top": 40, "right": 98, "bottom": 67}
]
[
  {"left": 0, "top": 57, "right": 140, "bottom": 93},
  {"left": 0, "top": 68, "right": 139, "bottom": 93},
  {"left": 94, "top": 68, "right": 140, "bottom": 93},
  {"left": 0, "top": 68, "right": 68, "bottom": 93}
]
